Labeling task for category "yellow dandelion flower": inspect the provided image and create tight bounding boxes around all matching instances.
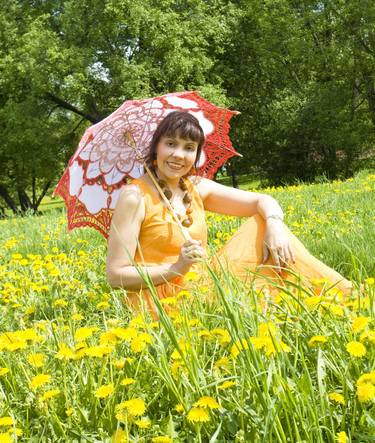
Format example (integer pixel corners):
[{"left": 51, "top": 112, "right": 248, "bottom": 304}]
[
  {"left": 219, "top": 380, "right": 236, "bottom": 390},
  {"left": 0, "top": 368, "right": 9, "bottom": 377},
  {"left": 215, "top": 356, "right": 231, "bottom": 369},
  {"left": 65, "top": 407, "right": 74, "bottom": 417},
  {"left": 171, "top": 360, "right": 185, "bottom": 379},
  {"left": 113, "top": 359, "right": 125, "bottom": 369},
  {"left": 95, "top": 383, "right": 114, "bottom": 399},
  {"left": 198, "top": 330, "right": 211, "bottom": 339},
  {"left": 308, "top": 336, "right": 328, "bottom": 347},
  {"left": 360, "top": 330, "right": 375, "bottom": 344},
  {"left": 258, "top": 322, "right": 277, "bottom": 337},
  {"left": 112, "top": 327, "right": 138, "bottom": 342},
  {"left": 176, "top": 290, "right": 192, "bottom": 299},
  {"left": 352, "top": 316, "right": 371, "bottom": 333},
  {"left": 120, "top": 378, "right": 135, "bottom": 386},
  {"left": 357, "top": 383, "right": 375, "bottom": 403},
  {"left": 304, "top": 295, "right": 322, "bottom": 309},
  {"left": 184, "top": 271, "right": 198, "bottom": 281},
  {"left": 0, "top": 432, "right": 12, "bottom": 443},
  {"left": 151, "top": 437, "right": 172, "bottom": 443},
  {"left": 53, "top": 299, "right": 67, "bottom": 307},
  {"left": 30, "top": 374, "right": 51, "bottom": 389},
  {"left": 328, "top": 305, "right": 344, "bottom": 317},
  {"left": 357, "top": 371, "right": 375, "bottom": 386},
  {"left": 27, "top": 353, "right": 46, "bottom": 368},
  {"left": 14, "top": 428, "right": 23, "bottom": 436},
  {"left": 249, "top": 336, "right": 269, "bottom": 351},
  {"left": 187, "top": 407, "right": 210, "bottom": 423},
  {"left": 230, "top": 338, "right": 249, "bottom": 358},
  {"left": 194, "top": 396, "right": 220, "bottom": 409},
  {"left": 41, "top": 389, "right": 60, "bottom": 401},
  {"left": 0, "top": 416, "right": 13, "bottom": 426},
  {"left": 211, "top": 328, "right": 231, "bottom": 345},
  {"left": 328, "top": 392, "right": 345, "bottom": 405},
  {"left": 71, "top": 313, "right": 84, "bottom": 321},
  {"left": 264, "top": 338, "right": 291, "bottom": 356},
  {"left": 171, "top": 349, "right": 183, "bottom": 360},
  {"left": 364, "top": 277, "right": 374, "bottom": 285},
  {"left": 175, "top": 403, "right": 184, "bottom": 413},
  {"left": 346, "top": 341, "right": 366, "bottom": 357},
  {"left": 129, "top": 315, "right": 146, "bottom": 328},
  {"left": 336, "top": 431, "right": 348, "bottom": 443},
  {"left": 130, "top": 333, "right": 152, "bottom": 354},
  {"left": 74, "top": 326, "right": 98, "bottom": 342},
  {"left": 135, "top": 418, "right": 151, "bottom": 429},
  {"left": 160, "top": 296, "right": 178, "bottom": 305},
  {"left": 100, "top": 331, "right": 118, "bottom": 345},
  {"left": 96, "top": 301, "right": 110, "bottom": 310},
  {"left": 116, "top": 398, "right": 146, "bottom": 417},
  {"left": 84, "top": 345, "right": 113, "bottom": 357},
  {"left": 112, "top": 428, "right": 127, "bottom": 443},
  {"left": 55, "top": 343, "right": 76, "bottom": 360}
]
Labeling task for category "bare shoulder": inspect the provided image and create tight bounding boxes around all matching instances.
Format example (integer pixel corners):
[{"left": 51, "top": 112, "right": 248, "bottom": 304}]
[
  {"left": 114, "top": 182, "right": 145, "bottom": 219},
  {"left": 188, "top": 176, "right": 212, "bottom": 200}
]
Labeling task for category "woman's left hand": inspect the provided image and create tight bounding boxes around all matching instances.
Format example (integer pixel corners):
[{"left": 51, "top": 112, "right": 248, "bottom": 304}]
[{"left": 262, "top": 219, "right": 295, "bottom": 273}]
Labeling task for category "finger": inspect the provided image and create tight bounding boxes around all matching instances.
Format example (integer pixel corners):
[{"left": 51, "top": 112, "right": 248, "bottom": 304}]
[
  {"left": 288, "top": 245, "right": 296, "bottom": 263},
  {"left": 282, "top": 246, "right": 290, "bottom": 263},
  {"left": 270, "top": 249, "right": 281, "bottom": 273},
  {"left": 262, "top": 244, "right": 270, "bottom": 264},
  {"left": 183, "top": 240, "right": 198, "bottom": 248}
]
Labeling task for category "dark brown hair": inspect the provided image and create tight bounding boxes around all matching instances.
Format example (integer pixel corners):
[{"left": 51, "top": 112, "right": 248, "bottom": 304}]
[{"left": 145, "top": 111, "right": 205, "bottom": 171}]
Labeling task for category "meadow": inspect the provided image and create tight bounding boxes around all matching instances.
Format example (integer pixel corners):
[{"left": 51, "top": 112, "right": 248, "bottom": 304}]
[{"left": 0, "top": 172, "right": 374, "bottom": 442}]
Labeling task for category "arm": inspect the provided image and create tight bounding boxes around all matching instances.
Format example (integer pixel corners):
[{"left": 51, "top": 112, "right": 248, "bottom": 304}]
[
  {"left": 196, "top": 178, "right": 295, "bottom": 270},
  {"left": 106, "top": 185, "right": 205, "bottom": 290},
  {"left": 195, "top": 177, "right": 283, "bottom": 219}
]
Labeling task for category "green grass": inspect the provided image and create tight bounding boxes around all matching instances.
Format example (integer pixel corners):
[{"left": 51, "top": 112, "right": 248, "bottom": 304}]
[{"left": 0, "top": 171, "right": 374, "bottom": 442}]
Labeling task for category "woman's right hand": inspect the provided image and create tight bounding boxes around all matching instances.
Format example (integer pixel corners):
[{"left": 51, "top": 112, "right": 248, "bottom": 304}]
[{"left": 174, "top": 239, "right": 206, "bottom": 274}]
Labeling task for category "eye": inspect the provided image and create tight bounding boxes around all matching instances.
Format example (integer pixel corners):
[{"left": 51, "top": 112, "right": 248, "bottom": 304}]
[{"left": 185, "top": 145, "right": 196, "bottom": 151}]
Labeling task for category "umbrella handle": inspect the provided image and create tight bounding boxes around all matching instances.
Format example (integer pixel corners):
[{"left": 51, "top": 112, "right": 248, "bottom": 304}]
[{"left": 144, "top": 164, "right": 192, "bottom": 242}]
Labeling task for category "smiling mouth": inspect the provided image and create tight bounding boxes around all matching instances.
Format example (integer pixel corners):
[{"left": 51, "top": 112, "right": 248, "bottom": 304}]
[{"left": 166, "top": 162, "right": 184, "bottom": 170}]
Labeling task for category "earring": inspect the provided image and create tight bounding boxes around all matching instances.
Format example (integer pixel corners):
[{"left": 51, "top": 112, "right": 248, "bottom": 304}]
[{"left": 153, "top": 159, "right": 157, "bottom": 166}]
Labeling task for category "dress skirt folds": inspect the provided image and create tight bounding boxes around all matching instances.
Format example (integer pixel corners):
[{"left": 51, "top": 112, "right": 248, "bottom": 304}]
[{"left": 125, "top": 178, "right": 352, "bottom": 316}]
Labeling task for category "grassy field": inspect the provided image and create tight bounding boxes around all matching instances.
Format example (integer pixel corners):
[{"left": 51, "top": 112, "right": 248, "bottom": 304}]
[{"left": 0, "top": 172, "right": 374, "bottom": 442}]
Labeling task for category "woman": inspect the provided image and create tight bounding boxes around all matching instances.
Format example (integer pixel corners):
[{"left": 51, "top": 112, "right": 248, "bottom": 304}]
[{"left": 106, "top": 111, "right": 352, "bottom": 313}]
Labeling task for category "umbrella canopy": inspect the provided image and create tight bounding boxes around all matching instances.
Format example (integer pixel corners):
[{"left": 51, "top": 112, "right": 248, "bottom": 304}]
[{"left": 54, "top": 91, "right": 240, "bottom": 238}]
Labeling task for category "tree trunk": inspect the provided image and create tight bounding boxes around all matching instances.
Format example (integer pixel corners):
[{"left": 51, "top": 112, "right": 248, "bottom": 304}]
[
  {"left": 363, "top": 72, "right": 375, "bottom": 127},
  {"left": 0, "top": 184, "right": 18, "bottom": 214},
  {"left": 228, "top": 162, "right": 239, "bottom": 188},
  {"left": 17, "top": 188, "right": 33, "bottom": 212},
  {"left": 34, "top": 180, "right": 52, "bottom": 213}
]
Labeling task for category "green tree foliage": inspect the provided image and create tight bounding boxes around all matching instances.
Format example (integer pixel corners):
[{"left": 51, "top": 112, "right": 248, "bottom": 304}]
[
  {"left": 0, "top": 0, "right": 232, "bottom": 213},
  {"left": 1, "top": 0, "right": 374, "bottom": 212},
  {"left": 221, "top": 0, "right": 375, "bottom": 184}
]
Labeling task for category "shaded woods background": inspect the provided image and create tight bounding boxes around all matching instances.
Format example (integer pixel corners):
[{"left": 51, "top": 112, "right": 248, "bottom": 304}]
[{"left": 1, "top": 0, "right": 375, "bottom": 213}]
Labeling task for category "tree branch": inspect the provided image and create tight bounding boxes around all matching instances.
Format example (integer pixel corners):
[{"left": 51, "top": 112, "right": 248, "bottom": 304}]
[
  {"left": 45, "top": 93, "right": 101, "bottom": 123},
  {"left": 0, "top": 184, "right": 18, "bottom": 213},
  {"left": 34, "top": 180, "right": 52, "bottom": 212}
]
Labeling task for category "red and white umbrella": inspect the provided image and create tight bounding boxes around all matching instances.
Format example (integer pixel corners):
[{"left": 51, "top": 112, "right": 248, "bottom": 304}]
[{"left": 54, "top": 91, "right": 240, "bottom": 238}]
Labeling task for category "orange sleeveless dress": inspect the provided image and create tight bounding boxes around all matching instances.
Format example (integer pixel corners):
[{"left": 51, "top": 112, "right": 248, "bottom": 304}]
[
  {"left": 125, "top": 178, "right": 207, "bottom": 313},
  {"left": 126, "top": 178, "right": 352, "bottom": 315}
]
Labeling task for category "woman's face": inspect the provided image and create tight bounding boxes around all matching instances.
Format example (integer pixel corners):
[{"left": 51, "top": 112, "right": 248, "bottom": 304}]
[{"left": 155, "top": 135, "right": 198, "bottom": 182}]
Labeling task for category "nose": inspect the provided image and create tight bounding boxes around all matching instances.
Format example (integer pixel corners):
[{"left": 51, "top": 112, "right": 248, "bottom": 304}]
[{"left": 170, "top": 145, "right": 184, "bottom": 159}]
